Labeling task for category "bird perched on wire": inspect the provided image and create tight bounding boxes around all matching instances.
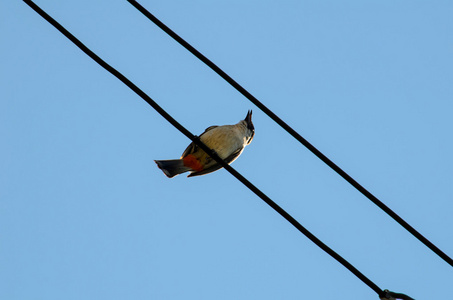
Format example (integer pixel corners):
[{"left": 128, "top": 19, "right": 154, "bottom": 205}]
[{"left": 155, "top": 110, "right": 255, "bottom": 178}]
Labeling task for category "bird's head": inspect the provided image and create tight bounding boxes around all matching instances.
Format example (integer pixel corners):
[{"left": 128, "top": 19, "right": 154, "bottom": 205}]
[{"left": 243, "top": 110, "right": 254, "bottom": 144}]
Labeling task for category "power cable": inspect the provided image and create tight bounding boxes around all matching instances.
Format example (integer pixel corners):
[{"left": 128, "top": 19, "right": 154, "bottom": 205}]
[
  {"left": 381, "top": 290, "right": 415, "bottom": 300},
  {"left": 126, "top": 0, "right": 453, "bottom": 268},
  {"left": 23, "top": 0, "right": 409, "bottom": 298}
]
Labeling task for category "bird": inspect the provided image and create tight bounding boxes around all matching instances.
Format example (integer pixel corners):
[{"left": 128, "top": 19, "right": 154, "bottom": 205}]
[{"left": 155, "top": 110, "right": 255, "bottom": 178}]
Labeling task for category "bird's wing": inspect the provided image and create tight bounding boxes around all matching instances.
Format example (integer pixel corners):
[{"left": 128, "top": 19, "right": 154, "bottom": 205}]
[
  {"left": 181, "top": 125, "right": 218, "bottom": 158},
  {"left": 187, "top": 146, "right": 244, "bottom": 177}
]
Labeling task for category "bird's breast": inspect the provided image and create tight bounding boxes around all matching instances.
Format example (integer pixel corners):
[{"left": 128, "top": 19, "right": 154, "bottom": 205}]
[{"left": 200, "top": 126, "right": 243, "bottom": 158}]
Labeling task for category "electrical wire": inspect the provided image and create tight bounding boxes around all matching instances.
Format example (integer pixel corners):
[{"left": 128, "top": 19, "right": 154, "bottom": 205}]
[
  {"left": 381, "top": 290, "right": 415, "bottom": 300},
  {"left": 22, "top": 0, "right": 396, "bottom": 297},
  {"left": 126, "top": 0, "right": 453, "bottom": 268}
]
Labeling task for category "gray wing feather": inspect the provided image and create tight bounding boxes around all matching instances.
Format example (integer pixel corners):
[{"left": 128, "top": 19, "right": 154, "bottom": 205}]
[{"left": 181, "top": 125, "right": 218, "bottom": 158}]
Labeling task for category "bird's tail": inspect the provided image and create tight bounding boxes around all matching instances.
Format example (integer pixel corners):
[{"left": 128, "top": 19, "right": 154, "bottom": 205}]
[{"left": 154, "top": 159, "right": 192, "bottom": 178}]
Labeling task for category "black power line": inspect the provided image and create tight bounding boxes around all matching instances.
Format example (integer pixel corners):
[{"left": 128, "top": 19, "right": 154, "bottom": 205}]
[
  {"left": 126, "top": 0, "right": 453, "bottom": 268},
  {"left": 381, "top": 290, "right": 415, "bottom": 300},
  {"left": 23, "top": 0, "right": 397, "bottom": 298}
]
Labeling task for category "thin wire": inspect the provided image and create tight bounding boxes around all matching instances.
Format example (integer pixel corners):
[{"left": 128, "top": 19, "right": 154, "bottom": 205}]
[
  {"left": 126, "top": 0, "right": 453, "bottom": 268},
  {"left": 23, "top": 0, "right": 387, "bottom": 297},
  {"left": 382, "top": 290, "right": 415, "bottom": 300}
]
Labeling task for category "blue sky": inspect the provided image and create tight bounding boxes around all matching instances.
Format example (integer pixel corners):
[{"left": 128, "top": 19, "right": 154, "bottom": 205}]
[{"left": 2, "top": 1, "right": 453, "bottom": 299}]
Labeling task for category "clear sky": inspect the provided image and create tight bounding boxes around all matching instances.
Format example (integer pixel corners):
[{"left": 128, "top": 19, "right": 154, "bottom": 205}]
[{"left": 2, "top": 1, "right": 453, "bottom": 299}]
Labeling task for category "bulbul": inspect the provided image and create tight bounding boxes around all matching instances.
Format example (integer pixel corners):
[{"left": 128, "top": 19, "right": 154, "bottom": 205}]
[{"left": 155, "top": 110, "right": 255, "bottom": 178}]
